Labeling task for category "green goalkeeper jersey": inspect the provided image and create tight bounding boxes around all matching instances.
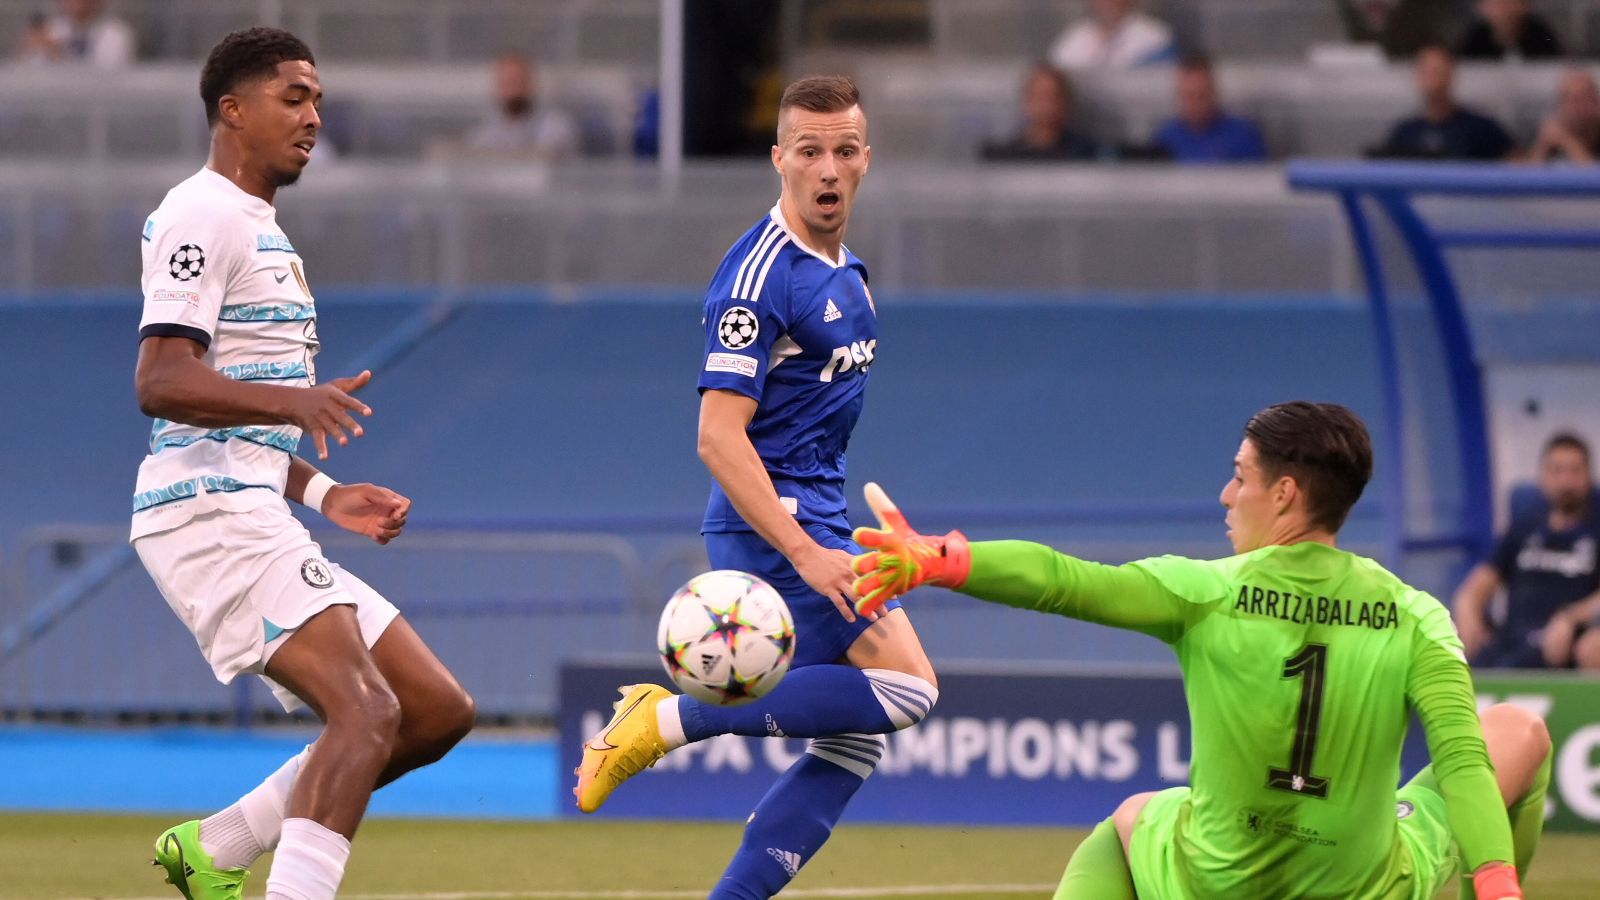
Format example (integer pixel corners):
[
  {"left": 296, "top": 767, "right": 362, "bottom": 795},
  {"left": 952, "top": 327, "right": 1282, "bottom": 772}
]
[{"left": 962, "top": 540, "right": 1514, "bottom": 898}]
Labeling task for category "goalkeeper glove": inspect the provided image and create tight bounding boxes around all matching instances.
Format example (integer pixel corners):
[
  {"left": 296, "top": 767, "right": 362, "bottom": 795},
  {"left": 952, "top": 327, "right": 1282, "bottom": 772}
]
[
  {"left": 1472, "top": 863, "right": 1521, "bottom": 900},
  {"left": 851, "top": 482, "right": 971, "bottom": 617}
]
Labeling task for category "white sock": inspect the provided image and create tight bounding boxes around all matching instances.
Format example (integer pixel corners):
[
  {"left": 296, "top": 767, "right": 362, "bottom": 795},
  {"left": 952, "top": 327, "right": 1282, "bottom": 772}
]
[
  {"left": 265, "top": 817, "right": 351, "bottom": 900},
  {"left": 201, "top": 746, "right": 309, "bottom": 869},
  {"left": 656, "top": 695, "right": 687, "bottom": 749},
  {"left": 198, "top": 805, "right": 257, "bottom": 871}
]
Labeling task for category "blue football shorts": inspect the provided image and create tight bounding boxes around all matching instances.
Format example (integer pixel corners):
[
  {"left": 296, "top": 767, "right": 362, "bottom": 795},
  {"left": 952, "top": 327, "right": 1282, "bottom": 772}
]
[{"left": 704, "top": 522, "right": 903, "bottom": 669}]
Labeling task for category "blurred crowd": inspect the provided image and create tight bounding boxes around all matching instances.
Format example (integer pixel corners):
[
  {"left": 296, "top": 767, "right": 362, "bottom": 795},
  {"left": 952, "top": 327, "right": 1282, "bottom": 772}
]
[
  {"left": 7, "top": 0, "right": 1600, "bottom": 166},
  {"left": 984, "top": 0, "right": 1600, "bottom": 163}
]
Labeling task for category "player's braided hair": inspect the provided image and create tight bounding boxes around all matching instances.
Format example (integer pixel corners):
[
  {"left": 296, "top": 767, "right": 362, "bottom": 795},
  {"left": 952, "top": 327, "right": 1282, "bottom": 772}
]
[
  {"left": 1245, "top": 401, "right": 1373, "bottom": 533},
  {"left": 200, "top": 27, "right": 316, "bottom": 127}
]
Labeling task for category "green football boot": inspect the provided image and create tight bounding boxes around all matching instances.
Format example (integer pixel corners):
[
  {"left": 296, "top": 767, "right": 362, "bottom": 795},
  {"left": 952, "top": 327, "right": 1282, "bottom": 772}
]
[{"left": 152, "top": 820, "right": 248, "bottom": 900}]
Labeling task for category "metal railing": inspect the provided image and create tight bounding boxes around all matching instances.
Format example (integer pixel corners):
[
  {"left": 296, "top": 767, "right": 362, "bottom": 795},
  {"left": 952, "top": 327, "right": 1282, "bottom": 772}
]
[
  {"left": 0, "top": 502, "right": 1382, "bottom": 723},
  {"left": 0, "top": 523, "right": 708, "bottom": 721}
]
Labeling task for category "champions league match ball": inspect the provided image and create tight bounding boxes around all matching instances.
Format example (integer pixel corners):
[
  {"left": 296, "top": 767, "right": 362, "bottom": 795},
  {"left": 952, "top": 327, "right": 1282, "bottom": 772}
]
[{"left": 658, "top": 570, "right": 795, "bottom": 706}]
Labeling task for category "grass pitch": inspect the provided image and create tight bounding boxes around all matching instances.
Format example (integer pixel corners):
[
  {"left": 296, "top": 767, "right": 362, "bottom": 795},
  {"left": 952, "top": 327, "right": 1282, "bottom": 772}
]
[{"left": 2, "top": 813, "right": 1595, "bottom": 899}]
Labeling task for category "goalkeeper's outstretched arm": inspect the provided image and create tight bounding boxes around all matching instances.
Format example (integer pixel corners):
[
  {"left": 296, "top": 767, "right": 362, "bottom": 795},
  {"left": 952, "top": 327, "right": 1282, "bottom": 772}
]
[
  {"left": 959, "top": 541, "right": 1192, "bottom": 641},
  {"left": 852, "top": 483, "right": 1191, "bottom": 641}
]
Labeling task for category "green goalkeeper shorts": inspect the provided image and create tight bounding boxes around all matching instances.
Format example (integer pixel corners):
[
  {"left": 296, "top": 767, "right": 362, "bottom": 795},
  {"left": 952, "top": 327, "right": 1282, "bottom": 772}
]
[{"left": 1126, "top": 781, "right": 1459, "bottom": 900}]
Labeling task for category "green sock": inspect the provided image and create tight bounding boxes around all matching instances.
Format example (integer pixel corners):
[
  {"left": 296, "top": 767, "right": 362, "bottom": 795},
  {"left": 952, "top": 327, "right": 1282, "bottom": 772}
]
[
  {"left": 1509, "top": 749, "right": 1551, "bottom": 876},
  {"left": 1053, "top": 818, "right": 1137, "bottom": 900}
]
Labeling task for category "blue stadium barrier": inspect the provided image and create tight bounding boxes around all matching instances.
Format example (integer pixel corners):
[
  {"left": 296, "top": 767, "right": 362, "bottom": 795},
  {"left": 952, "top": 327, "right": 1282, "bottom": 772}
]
[
  {"left": 13, "top": 284, "right": 1571, "bottom": 717},
  {"left": 1288, "top": 161, "right": 1600, "bottom": 577}
]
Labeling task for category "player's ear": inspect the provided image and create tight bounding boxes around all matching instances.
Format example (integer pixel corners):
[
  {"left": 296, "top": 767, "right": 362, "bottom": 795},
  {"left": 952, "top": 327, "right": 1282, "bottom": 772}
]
[
  {"left": 862, "top": 144, "right": 872, "bottom": 172},
  {"left": 1272, "top": 475, "right": 1297, "bottom": 515},
  {"left": 217, "top": 93, "right": 244, "bottom": 130},
  {"left": 771, "top": 143, "right": 783, "bottom": 175}
]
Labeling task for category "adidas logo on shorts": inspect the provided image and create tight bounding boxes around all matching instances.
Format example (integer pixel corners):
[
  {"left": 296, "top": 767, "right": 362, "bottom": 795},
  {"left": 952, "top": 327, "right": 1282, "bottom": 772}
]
[{"left": 766, "top": 847, "right": 802, "bottom": 877}]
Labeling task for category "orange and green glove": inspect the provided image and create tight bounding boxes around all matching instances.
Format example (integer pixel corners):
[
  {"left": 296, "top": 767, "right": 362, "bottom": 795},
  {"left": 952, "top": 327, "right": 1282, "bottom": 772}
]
[
  {"left": 1472, "top": 864, "right": 1522, "bottom": 900},
  {"left": 850, "top": 482, "right": 971, "bottom": 617}
]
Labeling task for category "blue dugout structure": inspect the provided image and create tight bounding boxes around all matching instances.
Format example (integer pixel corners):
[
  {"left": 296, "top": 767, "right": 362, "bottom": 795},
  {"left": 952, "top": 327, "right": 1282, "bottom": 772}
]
[{"left": 1287, "top": 162, "right": 1600, "bottom": 573}]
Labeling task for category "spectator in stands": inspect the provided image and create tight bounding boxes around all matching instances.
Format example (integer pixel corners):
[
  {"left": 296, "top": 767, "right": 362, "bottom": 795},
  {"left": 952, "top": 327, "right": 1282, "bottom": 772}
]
[
  {"left": 1151, "top": 57, "right": 1268, "bottom": 164},
  {"left": 1337, "top": 0, "right": 1471, "bottom": 60},
  {"left": 1457, "top": 0, "right": 1563, "bottom": 60},
  {"left": 1525, "top": 69, "right": 1600, "bottom": 164},
  {"left": 1454, "top": 432, "right": 1600, "bottom": 669},
  {"left": 1369, "top": 44, "right": 1515, "bottom": 159},
  {"left": 1049, "top": 0, "right": 1175, "bottom": 71},
  {"left": 14, "top": 0, "right": 135, "bottom": 67},
  {"left": 462, "top": 53, "right": 578, "bottom": 160},
  {"left": 980, "top": 63, "right": 1099, "bottom": 161}
]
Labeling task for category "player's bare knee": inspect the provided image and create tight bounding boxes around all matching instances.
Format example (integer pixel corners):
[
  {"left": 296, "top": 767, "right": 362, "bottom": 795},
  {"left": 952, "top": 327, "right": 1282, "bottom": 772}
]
[
  {"left": 1483, "top": 703, "right": 1551, "bottom": 758},
  {"left": 448, "top": 688, "right": 478, "bottom": 743},
  {"left": 396, "top": 685, "right": 475, "bottom": 768},
  {"left": 429, "top": 687, "right": 477, "bottom": 753},
  {"left": 1112, "top": 792, "right": 1155, "bottom": 849},
  {"left": 331, "top": 675, "right": 404, "bottom": 760},
  {"left": 861, "top": 668, "right": 939, "bottom": 729}
]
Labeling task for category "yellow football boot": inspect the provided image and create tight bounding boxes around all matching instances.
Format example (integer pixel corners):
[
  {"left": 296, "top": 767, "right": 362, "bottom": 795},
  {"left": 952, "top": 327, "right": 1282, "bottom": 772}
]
[{"left": 574, "top": 683, "right": 673, "bottom": 813}]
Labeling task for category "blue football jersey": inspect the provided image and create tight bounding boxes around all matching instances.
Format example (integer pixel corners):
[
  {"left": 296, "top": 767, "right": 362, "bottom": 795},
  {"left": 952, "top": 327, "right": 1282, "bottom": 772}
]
[{"left": 699, "top": 205, "right": 878, "bottom": 534}]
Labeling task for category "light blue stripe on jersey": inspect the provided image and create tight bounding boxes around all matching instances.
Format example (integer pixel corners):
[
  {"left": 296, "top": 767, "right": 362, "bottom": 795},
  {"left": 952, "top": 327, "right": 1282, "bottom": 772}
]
[
  {"left": 256, "top": 235, "right": 296, "bottom": 252},
  {"left": 218, "top": 303, "right": 314, "bottom": 322},
  {"left": 132, "top": 476, "right": 276, "bottom": 513},
  {"left": 142, "top": 218, "right": 154, "bottom": 242},
  {"left": 150, "top": 426, "right": 299, "bottom": 455},
  {"left": 216, "top": 361, "right": 309, "bottom": 381}
]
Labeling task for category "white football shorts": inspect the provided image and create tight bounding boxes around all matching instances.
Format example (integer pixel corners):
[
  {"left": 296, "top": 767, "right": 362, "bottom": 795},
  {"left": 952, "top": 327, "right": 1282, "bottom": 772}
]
[{"left": 133, "top": 501, "right": 400, "bottom": 712}]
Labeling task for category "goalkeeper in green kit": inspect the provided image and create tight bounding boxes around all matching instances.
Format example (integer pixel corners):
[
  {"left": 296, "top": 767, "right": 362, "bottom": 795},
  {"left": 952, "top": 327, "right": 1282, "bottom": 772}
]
[{"left": 850, "top": 402, "right": 1551, "bottom": 900}]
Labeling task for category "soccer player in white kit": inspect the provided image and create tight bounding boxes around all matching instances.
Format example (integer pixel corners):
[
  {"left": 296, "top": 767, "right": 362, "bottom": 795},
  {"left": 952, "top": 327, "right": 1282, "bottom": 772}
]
[{"left": 134, "top": 28, "right": 475, "bottom": 900}]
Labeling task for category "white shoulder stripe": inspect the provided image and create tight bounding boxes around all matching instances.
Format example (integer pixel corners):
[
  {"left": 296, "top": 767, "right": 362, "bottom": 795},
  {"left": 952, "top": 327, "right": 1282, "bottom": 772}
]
[
  {"left": 732, "top": 223, "right": 780, "bottom": 301},
  {"left": 743, "top": 236, "right": 791, "bottom": 301}
]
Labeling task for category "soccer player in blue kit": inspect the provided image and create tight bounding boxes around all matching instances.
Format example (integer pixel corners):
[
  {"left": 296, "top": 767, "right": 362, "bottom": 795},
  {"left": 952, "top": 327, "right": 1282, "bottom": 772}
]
[{"left": 575, "top": 76, "right": 939, "bottom": 898}]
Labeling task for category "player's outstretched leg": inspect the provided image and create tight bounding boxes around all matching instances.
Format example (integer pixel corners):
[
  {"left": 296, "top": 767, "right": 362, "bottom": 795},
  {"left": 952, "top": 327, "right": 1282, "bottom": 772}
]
[
  {"left": 1052, "top": 817, "right": 1137, "bottom": 900},
  {"left": 677, "top": 663, "right": 934, "bottom": 739},
  {"left": 576, "top": 663, "right": 935, "bottom": 813},
  {"left": 709, "top": 734, "right": 885, "bottom": 899}
]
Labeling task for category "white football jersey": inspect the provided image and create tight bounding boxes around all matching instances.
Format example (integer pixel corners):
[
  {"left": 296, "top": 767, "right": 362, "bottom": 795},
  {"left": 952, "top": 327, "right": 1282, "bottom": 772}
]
[{"left": 131, "top": 168, "right": 320, "bottom": 539}]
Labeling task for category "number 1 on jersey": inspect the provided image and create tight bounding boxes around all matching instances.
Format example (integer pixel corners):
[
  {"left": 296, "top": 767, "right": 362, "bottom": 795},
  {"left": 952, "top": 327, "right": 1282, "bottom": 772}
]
[{"left": 1268, "top": 642, "right": 1331, "bottom": 798}]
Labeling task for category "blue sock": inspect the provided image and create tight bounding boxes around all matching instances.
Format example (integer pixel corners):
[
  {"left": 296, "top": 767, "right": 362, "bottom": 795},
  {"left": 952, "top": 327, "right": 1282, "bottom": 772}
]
[
  {"left": 679, "top": 665, "right": 935, "bottom": 741},
  {"left": 709, "top": 736, "right": 884, "bottom": 900}
]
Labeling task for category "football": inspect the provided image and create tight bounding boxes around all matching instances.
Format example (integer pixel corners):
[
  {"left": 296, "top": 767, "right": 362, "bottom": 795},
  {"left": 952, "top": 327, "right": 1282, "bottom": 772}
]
[{"left": 658, "top": 570, "right": 795, "bottom": 705}]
